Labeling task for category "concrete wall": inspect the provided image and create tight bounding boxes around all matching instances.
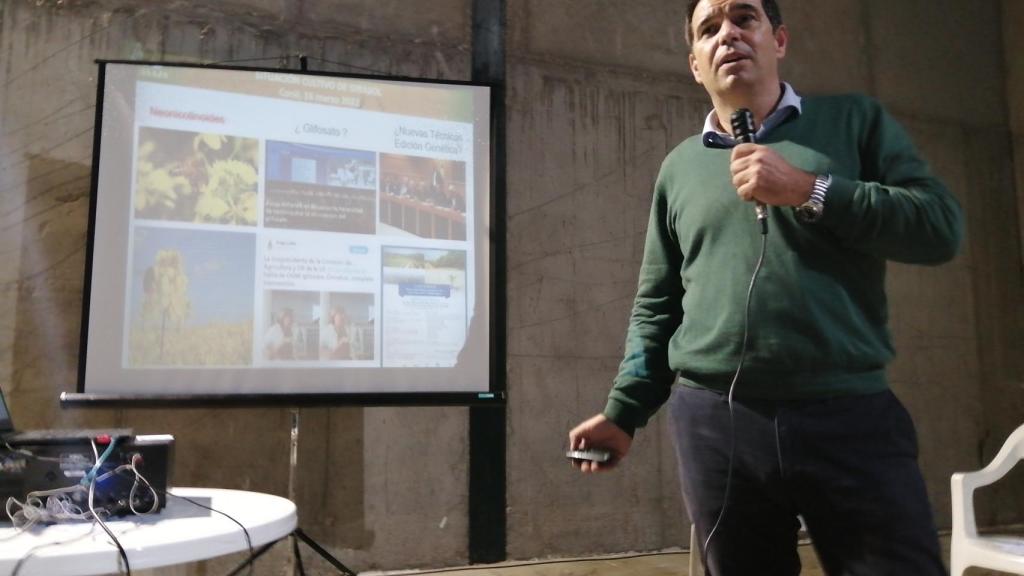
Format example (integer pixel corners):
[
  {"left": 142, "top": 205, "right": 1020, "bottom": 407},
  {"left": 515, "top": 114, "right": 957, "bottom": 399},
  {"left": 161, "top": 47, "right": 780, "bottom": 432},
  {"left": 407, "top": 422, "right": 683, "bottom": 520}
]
[
  {"left": 1009, "top": 0, "right": 1024, "bottom": 257},
  {"left": 504, "top": 0, "right": 1024, "bottom": 563},
  {"left": 0, "top": 1, "right": 473, "bottom": 573},
  {"left": 0, "top": 0, "right": 1022, "bottom": 573}
]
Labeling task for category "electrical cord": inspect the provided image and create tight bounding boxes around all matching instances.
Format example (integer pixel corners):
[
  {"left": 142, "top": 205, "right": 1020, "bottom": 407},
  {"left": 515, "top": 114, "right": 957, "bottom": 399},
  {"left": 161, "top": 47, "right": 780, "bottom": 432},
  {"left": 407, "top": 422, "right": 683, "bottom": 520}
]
[
  {"left": 701, "top": 226, "right": 769, "bottom": 565},
  {"left": 206, "top": 56, "right": 293, "bottom": 66},
  {"left": 5, "top": 440, "right": 135, "bottom": 575},
  {"left": 165, "top": 490, "right": 256, "bottom": 576},
  {"left": 5, "top": 438, "right": 123, "bottom": 531},
  {"left": 5, "top": 444, "right": 159, "bottom": 527},
  {"left": 10, "top": 523, "right": 100, "bottom": 576},
  {"left": 4, "top": 443, "right": 253, "bottom": 575},
  {"left": 206, "top": 53, "right": 391, "bottom": 76},
  {"left": 104, "top": 459, "right": 257, "bottom": 576},
  {"left": 302, "top": 55, "right": 391, "bottom": 76},
  {"left": 81, "top": 437, "right": 118, "bottom": 487},
  {"left": 3, "top": 441, "right": 61, "bottom": 462},
  {"left": 87, "top": 439, "right": 132, "bottom": 575},
  {"left": 95, "top": 457, "right": 160, "bottom": 516},
  {"left": 6, "top": 445, "right": 254, "bottom": 576},
  {"left": 101, "top": 461, "right": 256, "bottom": 576},
  {"left": 5, "top": 485, "right": 93, "bottom": 530},
  {"left": 88, "top": 472, "right": 130, "bottom": 576},
  {"left": 104, "top": 457, "right": 256, "bottom": 575}
]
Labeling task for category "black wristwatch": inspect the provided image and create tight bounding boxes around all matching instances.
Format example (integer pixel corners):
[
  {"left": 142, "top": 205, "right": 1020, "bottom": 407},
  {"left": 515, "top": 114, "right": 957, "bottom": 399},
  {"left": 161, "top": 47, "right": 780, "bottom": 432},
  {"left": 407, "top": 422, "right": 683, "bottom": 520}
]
[{"left": 796, "top": 173, "right": 831, "bottom": 223}]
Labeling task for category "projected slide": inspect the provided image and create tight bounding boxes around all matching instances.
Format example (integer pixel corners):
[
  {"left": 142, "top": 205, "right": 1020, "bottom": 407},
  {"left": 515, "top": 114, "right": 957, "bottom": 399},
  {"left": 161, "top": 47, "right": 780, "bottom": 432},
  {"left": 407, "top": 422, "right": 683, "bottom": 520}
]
[
  {"left": 382, "top": 247, "right": 467, "bottom": 367},
  {"left": 134, "top": 127, "right": 260, "bottom": 226},
  {"left": 380, "top": 154, "right": 467, "bottom": 240},
  {"left": 127, "top": 227, "right": 256, "bottom": 367},
  {"left": 83, "top": 62, "right": 491, "bottom": 396},
  {"left": 265, "top": 142, "right": 377, "bottom": 234}
]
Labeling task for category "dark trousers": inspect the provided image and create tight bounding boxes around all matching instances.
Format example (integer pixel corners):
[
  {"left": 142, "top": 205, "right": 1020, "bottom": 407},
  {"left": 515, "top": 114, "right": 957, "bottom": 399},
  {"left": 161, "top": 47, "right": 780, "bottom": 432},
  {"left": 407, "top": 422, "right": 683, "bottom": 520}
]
[{"left": 667, "top": 385, "right": 946, "bottom": 576}]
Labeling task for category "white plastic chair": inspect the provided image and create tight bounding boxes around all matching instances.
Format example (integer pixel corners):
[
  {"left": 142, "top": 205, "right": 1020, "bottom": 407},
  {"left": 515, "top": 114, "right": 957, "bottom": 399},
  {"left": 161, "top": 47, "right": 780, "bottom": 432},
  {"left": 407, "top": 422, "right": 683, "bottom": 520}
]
[{"left": 950, "top": 423, "right": 1024, "bottom": 576}]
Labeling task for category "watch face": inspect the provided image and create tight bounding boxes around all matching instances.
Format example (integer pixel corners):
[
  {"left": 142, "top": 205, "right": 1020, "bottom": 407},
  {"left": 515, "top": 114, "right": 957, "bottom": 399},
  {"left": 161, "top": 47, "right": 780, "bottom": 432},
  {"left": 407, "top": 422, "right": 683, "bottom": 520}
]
[{"left": 796, "top": 202, "right": 823, "bottom": 223}]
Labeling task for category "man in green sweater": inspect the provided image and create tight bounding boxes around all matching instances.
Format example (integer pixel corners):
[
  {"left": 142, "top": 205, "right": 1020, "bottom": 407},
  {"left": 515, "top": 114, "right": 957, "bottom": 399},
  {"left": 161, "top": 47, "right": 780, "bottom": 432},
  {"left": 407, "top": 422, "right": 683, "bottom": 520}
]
[{"left": 568, "top": 0, "right": 962, "bottom": 574}]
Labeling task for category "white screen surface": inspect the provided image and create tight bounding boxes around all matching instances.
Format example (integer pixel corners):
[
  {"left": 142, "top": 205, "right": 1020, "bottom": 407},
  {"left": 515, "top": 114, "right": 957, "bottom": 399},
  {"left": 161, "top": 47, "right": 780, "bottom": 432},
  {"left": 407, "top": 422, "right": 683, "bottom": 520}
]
[{"left": 82, "top": 63, "right": 491, "bottom": 397}]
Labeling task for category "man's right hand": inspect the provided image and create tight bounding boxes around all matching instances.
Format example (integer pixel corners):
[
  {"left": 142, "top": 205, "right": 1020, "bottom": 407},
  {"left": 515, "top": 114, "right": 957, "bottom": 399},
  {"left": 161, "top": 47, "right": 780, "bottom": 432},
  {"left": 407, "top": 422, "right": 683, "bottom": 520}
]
[{"left": 567, "top": 414, "right": 632, "bottom": 473}]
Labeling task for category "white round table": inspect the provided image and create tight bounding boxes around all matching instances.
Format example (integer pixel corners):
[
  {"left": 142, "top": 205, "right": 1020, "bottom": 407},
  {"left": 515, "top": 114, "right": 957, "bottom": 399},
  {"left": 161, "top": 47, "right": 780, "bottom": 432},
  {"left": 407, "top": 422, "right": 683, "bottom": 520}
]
[{"left": 0, "top": 487, "right": 297, "bottom": 575}]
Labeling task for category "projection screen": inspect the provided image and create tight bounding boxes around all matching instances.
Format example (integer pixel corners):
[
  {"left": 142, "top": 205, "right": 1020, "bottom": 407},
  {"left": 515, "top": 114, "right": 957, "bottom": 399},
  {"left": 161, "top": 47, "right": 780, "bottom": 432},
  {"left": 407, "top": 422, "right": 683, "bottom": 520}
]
[{"left": 76, "top": 61, "right": 495, "bottom": 403}]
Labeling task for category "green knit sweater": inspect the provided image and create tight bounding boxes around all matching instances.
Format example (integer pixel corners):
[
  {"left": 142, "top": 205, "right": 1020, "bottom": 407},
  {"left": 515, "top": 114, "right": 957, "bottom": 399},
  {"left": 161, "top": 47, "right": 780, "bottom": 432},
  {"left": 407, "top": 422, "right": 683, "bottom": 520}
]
[{"left": 604, "top": 94, "right": 963, "bottom": 434}]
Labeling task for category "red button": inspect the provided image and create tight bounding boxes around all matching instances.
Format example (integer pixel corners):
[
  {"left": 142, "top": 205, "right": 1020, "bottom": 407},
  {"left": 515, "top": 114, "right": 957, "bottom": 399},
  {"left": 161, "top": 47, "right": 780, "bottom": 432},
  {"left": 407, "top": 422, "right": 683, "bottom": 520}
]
[{"left": 95, "top": 434, "right": 112, "bottom": 445}]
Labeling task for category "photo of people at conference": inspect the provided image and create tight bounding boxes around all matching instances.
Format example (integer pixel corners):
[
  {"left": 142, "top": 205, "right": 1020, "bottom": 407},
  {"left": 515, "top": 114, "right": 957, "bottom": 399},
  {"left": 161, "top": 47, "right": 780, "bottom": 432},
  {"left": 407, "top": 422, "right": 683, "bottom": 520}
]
[{"left": 379, "top": 154, "right": 467, "bottom": 240}]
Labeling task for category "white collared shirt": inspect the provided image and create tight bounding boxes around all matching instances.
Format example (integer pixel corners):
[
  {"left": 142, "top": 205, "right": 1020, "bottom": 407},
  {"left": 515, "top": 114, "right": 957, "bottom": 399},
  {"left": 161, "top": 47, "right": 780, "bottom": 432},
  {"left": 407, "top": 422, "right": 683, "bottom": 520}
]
[{"left": 701, "top": 82, "right": 803, "bottom": 148}]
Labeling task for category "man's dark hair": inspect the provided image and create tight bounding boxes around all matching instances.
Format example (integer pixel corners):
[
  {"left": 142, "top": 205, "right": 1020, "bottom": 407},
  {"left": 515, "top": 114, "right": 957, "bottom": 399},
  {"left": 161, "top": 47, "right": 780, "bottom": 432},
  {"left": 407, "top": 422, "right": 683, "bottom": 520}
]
[{"left": 685, "top": 0, "right": 783, "bottom": 47}]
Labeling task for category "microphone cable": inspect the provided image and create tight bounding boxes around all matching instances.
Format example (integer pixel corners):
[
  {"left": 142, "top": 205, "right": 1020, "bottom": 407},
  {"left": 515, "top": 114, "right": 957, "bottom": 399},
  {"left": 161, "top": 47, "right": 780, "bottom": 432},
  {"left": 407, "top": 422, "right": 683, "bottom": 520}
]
[
  {"left": 701, "top": 229, "right": 768, "bottom": 564},
  {"left": 701, "top": 108, "right": 770, "bottom": 565}
]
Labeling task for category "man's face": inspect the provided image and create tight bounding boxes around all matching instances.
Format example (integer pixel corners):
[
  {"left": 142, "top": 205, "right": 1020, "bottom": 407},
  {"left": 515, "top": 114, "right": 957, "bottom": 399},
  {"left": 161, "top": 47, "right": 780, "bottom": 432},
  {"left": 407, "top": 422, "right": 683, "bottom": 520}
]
[{"left": 688, "top": 0, "right": 787, "bottom": 96}]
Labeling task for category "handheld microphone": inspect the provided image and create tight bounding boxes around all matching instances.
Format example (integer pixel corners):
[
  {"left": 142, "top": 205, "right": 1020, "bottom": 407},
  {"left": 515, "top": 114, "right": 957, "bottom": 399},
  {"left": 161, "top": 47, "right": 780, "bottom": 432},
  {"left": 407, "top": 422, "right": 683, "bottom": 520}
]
[{"left": 730, "top": 108, "right": 768, "bottom": 228}]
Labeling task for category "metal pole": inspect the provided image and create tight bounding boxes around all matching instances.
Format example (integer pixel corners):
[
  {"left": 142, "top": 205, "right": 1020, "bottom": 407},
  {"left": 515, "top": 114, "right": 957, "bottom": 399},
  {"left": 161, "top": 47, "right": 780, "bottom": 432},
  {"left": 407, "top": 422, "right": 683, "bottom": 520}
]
[
  {"left": 289, "top": 408, "right": 299, "bottom": 502},
  {"left": 288, "top": 408, "right": 300, "bottom": 576},
  {"left": 469, "top": 0, "right": 507, "bottom": 565}
]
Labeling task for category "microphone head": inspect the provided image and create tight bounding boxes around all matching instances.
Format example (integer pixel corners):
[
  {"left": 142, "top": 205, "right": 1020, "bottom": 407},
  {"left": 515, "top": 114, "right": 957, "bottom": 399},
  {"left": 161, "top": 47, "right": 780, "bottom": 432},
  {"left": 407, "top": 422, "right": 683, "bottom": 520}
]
[{"left": 730, "top": 108, "right": 756, "bottom": 143}]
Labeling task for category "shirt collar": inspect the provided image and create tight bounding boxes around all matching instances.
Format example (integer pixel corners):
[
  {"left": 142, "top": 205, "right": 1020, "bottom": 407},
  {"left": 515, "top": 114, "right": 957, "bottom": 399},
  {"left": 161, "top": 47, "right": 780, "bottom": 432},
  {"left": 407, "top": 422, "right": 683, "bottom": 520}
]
[{"left": 701, "top": 82, "right": 802, "bottom": 148}]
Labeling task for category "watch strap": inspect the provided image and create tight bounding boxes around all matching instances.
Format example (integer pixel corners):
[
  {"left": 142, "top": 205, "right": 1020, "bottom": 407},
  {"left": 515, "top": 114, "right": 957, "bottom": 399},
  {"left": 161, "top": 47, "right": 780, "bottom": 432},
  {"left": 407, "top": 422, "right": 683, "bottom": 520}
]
[{"left": 809, "top": 173, "right": 831, "bottom": 206}]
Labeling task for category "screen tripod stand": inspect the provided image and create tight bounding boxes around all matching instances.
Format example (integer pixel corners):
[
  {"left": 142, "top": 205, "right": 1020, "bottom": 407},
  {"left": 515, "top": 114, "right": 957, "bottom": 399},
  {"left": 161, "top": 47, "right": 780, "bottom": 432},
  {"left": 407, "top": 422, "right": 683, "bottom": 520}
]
[{"left": 228, "top": 409, "right": 356, "bottom": 576}]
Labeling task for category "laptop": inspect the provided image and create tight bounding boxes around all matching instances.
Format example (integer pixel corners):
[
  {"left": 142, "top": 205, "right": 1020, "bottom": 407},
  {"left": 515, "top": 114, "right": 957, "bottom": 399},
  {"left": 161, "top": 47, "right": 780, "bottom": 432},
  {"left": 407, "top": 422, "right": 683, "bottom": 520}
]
[{"left": 0, "top": 389, "right": 133, "bottom": 446}]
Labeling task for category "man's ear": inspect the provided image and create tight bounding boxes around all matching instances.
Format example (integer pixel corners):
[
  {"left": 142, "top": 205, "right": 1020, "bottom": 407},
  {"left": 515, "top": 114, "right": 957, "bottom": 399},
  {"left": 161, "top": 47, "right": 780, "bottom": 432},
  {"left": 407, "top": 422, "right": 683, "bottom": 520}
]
[
  {"left": 774, "top": 24, "right": 789, "bottom": 59},
  {"left": 689, "top": 52, "right": 704, "bottom": 85}
]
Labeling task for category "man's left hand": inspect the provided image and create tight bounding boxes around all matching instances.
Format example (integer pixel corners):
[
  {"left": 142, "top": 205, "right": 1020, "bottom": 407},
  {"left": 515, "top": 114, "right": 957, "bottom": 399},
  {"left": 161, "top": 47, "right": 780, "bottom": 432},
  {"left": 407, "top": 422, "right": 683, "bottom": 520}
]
[{"left": 730, "top": 144, "right": 816, "bottom": 207}]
